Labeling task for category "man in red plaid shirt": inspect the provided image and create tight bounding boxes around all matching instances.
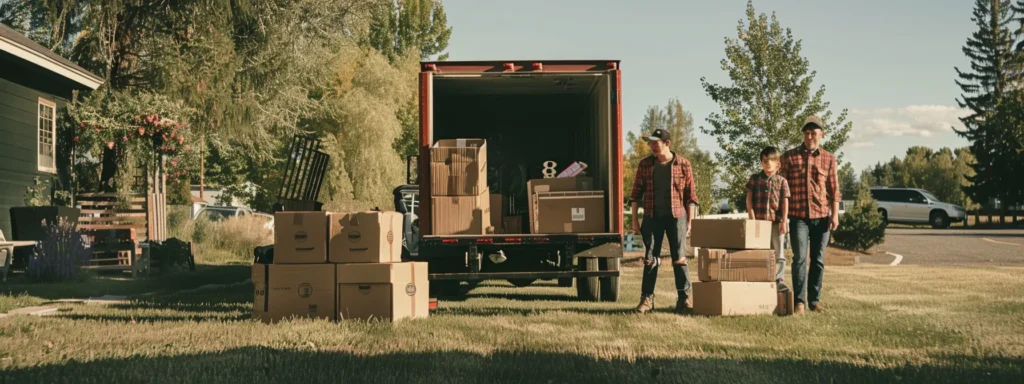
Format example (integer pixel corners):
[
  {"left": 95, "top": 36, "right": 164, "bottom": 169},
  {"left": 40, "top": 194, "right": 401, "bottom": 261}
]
[
  {"left": 629, "top": 129, "right": 699, "bottom": 314},
  {"left": 780, "top": 115, "right": 841, "bottom": 314}
]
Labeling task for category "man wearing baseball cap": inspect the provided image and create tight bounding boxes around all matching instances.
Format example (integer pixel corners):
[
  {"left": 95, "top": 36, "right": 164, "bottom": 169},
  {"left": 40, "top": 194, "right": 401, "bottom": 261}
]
[
  {"left": 629, "top": 128, "right": 699, "bottom": 314},
  {"left": 779, "top": 115, "right": 841, "bottom": 314}
]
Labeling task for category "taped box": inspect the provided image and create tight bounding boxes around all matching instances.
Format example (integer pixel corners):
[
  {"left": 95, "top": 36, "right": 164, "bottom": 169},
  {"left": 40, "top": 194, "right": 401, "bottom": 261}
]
[
  {"left": 337, "top": 262, "right": 428, "bottom": 322},
  {"left": 698, "top": 248, "right": 776, "bottom": 282},
  {"left": 692, "top": 281, "right": 777, "bottom": 316},
  {"left": 252, "top": 263, "right": 336, "bottom": 323},
  {"left": 526, "top": 176, "right": 594, "bottom": 233},
  {"left": 430, "top": 139, "right": 487, "bottom": 196},
  {"left": 431, "top": 189, "right": 491, "bottom": 235},
  {"left": 690, "top": 219, "right": 772, "bottom": 250},
  {"left": 328, "top": 211, "right": 403, "bottom": 264},
  {"left": 533, "top": 191, "right": 605, "bottom": 234},
  {"left": 273, "top": 211, "right": 329, "bottom": 263}
]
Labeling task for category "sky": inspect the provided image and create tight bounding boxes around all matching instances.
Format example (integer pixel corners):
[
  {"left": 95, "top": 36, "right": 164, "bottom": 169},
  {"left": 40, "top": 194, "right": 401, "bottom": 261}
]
[{"left": 440, "top": 0, "right": 977, "bottom": 173}]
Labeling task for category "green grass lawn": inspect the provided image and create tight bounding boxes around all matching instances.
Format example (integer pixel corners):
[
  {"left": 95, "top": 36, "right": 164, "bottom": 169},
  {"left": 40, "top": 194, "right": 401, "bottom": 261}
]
[{"left": 1, "top": 255, "right": 1022, "bottom": 383}]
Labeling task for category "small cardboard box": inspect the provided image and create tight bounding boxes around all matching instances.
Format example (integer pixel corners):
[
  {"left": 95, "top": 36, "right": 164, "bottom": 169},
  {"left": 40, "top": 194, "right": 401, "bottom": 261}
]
[
  {"left": 490, "top": 194, "right": 504, "bottom": 233},
  {"left": 328, "top": 211, "right": 403, "bottom": 264},
  {"left": 526, "top": 177, "right": 593, "bottom": 232},
  {"left": 252, "top": 263, "right": 336, "bottom": 323},
  {"left": 431, "top": 190, "right": 491, "bottom": 235},
  {"left": 698, "top": 248, "right": 776, "bottom": 282},
  {"left": 690, "top": 219, "right": 772, "bottom": 250},
  {"left": 273, "top": 211, "right": 329, "bottom": 263},
  {"left": 337, "top": 262, "right": 429, "bottom": 322},
  {"left": 503, "top": 216, "right": 523, "bottom": 234},
  {"left": 692, "top": 281, "right": 777, "bottom": 316},
  {"left": 430, "top": 139, "right": 487, "bottom": 196},
  {"left": 533, "top": 191, "right": 605, "bottom": 234}
]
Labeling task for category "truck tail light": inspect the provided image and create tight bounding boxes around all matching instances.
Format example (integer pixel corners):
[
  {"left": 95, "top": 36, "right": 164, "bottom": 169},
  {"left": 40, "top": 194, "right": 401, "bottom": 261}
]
[
  {"left": 441, "top": 238, "right": 458, "bottom": 244},
  {"left": 424, "top": 63, "right": 438, "bottom": 72},
  {"left": 503, "top": 237, "right": 522, "bottom": 243},
  {"left": 532, "top": 62, "right": 543, "bottom": 71},
  {"left": 476, "top": 238, "right": 493, "bottom": 244}
]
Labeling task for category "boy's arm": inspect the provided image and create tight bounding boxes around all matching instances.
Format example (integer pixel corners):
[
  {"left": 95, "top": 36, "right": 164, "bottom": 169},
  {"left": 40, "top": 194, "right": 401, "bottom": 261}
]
[{"left": 746, "top": 190, "right": 754, "bottom": 220}]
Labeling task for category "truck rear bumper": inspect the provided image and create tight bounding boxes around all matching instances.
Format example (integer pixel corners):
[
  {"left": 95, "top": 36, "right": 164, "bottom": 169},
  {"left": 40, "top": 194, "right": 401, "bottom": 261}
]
[
  {"left": 430, "top": 270, "right": 617, "bottom": 281},
  {"left": 418, "top": 233, "right": 623, "bottom": 258}
]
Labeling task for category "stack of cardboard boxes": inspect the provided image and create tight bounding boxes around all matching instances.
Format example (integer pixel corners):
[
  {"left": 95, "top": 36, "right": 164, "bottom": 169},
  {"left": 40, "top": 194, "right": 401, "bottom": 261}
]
[
  {"left": 689, "top": 219, "right": 781, "bottom": 316},
  {"left": 430, "top": 139, "right": 492, "bottom": 235},
  {"left": 253, "top": 211, "right": 429, "bottom": 323}
]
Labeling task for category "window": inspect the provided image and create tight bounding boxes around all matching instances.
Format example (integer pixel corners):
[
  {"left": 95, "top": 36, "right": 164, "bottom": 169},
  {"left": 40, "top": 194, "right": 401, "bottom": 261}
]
[
  {"left": 871, "top": 189, "right": 894, "bottom": 202},
  {"left": 37, "top": 98, "right": 56, "bottom": 173}
]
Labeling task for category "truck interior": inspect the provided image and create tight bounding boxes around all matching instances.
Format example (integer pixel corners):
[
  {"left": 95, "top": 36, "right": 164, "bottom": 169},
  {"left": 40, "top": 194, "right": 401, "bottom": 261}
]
[{"left": 431, "top": 73, "right": 614, "bottom": 233}]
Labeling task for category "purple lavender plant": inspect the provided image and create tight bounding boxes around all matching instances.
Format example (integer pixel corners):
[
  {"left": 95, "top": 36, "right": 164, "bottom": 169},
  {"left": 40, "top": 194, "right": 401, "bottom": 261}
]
[{"left": 27, "top": 217, "right": 91, "bottom": 282}]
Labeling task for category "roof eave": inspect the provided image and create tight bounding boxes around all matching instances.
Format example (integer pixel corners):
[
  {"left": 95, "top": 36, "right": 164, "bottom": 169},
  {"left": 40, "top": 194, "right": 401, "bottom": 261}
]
[{"left": 0, "top": 36, "right": 103, "bottom": 90}]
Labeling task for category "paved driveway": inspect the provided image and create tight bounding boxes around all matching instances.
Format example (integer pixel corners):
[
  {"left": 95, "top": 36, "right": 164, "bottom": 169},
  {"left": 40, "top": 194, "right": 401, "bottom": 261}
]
[{"left": 874, "top": 228, "right": 1024, "bottom": 266}]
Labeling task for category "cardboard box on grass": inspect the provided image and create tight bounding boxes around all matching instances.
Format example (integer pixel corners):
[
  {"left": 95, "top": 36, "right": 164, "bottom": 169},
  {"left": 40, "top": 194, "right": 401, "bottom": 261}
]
[
  {"left": 693, "top": 281, "right": 777, "bottom": 316},
  {"left": 698, "top": 248, "right": 776, "bottom": 282},
  {"left": 430, "top": 139, "right": 487, "bottom": 196},
  {"left": 431, "top": 189, "right": 491, "bottom": 235},
  {"left": 252, "top": 263, "right": 336, "bottom": 323},
  {"left": 690, "top": 219, "right": 772, "bottom": 250},
  {"left": 329, "top": 211, "right": 403, "bottom": 263},
  {"left": 273, "top": 211, "right": 329, "bottom": 263},
  {"left": 526, "top": 176, "right": 593, "bottom": 233},
  {"left": 532, "top": 191, "right": 605, "bottom": 234},
  {"left": 337, "top": 262, "right": 428, "bottom": 322}
]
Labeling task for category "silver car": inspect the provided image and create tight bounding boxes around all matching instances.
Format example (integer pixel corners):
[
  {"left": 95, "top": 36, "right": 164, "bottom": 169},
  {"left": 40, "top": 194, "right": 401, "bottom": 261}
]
[{"left": 869, "top": 187, "right": 967, "bottom": 229}]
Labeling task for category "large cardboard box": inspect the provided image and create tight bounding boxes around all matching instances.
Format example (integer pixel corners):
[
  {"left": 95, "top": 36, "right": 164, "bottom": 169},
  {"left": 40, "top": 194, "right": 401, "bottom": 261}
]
[
  {"left": 526, "top": 177, "right": 594, "bottom": 233},
  {"left": 273, "top": 211, "right": 329, "bottom": 263},
  {"left": 337, "top": 262, "right": 429, "bottom": 322},
  {"left": 698, "top": 248, "right": 776, "bottom": 282},
  {"left": 690, "top": 219, "right": 772, "bottom": 250},
  {"left": 533, "top": 191, "right": 605, "bottom": 234},
  {"left": 431, "top": 190, "right": 491, "bottom": 235},
  {"left": 692, "top": 281, "right": 777, "bottom": 316},
  {"left": 252, "top": 263, "right": 336, "bottom": 323},
  {"left": 490, "top": 194, "right": 504, "bottom": 233},
  {"left": 430, "top": 139, "right": 487, "bottom": 196},
  {"left": 328, "top": 211, "right": 403, "bottom": 264}
]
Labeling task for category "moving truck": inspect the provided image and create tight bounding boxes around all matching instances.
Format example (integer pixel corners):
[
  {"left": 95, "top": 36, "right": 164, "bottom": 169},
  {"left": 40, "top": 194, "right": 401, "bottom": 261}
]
[{"left": 393, "top": 60, "right": 623, "bottom": 302}]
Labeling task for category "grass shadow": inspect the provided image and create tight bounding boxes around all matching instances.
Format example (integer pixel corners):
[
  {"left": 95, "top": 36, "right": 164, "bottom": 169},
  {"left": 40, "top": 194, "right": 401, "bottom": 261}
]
[
  {"left": 464, "top": 292, "right": 581, "bottom": 302},
  {"left": 432, "top": 305, "right": 638, "bottom": 317},
  {"left": 2, "top": 346, "right": 1019, "bottom": 383},
  {"left": 1, "top": 264, "right": 250, "bottom": 301}
]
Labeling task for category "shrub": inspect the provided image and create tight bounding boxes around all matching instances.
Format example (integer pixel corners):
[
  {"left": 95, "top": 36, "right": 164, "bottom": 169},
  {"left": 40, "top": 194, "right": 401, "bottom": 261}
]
[
  {"left": 150, "top": 237, "right": 194, "bottom": 274},
  {"left": 167, "top": 205, "right": 193, "bottom": 241},
  {"left": 28, "top": 218, "right": 91, "bottom": 282},
  {"left": 832, "top": 179, "right": 886, "bottom": 252}
]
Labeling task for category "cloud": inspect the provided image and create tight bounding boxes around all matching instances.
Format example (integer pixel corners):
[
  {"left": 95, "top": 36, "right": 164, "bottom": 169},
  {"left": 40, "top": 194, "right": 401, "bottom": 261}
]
[
  {"left": 849, "top": 141, "right": 876, "bottom": 148},
  {"left": 849, "top": 105, "right": 970, "bottom": 139}
]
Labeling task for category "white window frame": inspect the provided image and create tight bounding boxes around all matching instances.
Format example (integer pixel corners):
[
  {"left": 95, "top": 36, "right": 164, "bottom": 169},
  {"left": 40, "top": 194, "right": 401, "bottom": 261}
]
[{"left": 37, "top": 97, "right": 57, "bottom": 173}]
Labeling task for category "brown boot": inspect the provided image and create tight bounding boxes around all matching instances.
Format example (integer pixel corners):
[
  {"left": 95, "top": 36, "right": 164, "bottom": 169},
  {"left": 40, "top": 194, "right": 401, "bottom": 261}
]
[
  {"left": 635, "top": 294, "right": 655, "bottom": 314},
  {"left": 810, "top": 303, "right": 825, "bottom": 313},
  {"left": 675, "top": 294, "right": 693, "bottom": 314},
  {"left": 794, "top": 302, "right": 806, "bottom": 314}
]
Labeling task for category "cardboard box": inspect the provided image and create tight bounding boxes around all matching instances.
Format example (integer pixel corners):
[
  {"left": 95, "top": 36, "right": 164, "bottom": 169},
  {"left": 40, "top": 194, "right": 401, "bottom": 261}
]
[
  {"left": 692, "top": 281, "right": 777, "bottom": 316},
  {"left": 431, "top": 190, "right": 491, "bottom": 235},
  {"left": 526, "top": 176, "right": 594, "bottom": 232},
  {"left": 503, "top": 216, "right": 523, "bottom": 234},
  {"left": 533, "top": 191, "right": 605, "bottom": 234},
  {"left": 252, "top": 263, "right": 336, "bottom": 323},
  {"left": 698, "top": 248, "right": 776, "bottom": 282},
  {"left": 328, "top": 211, "right": 403, "bottom": 264},
  {"left": 690, "top": 219, "right": 772, "bottom": 250},
  {"left": 490, "top": 194, "right": 504, "bottom": 233},
  {"left": 273, "top": 211, "right": 329, "bottom": 263},
  {"left": 337, "top": 262, "right": 429, "bottom": 322},
  {"left": 430, "top": 139, "right": 487, "bottom": 196}
]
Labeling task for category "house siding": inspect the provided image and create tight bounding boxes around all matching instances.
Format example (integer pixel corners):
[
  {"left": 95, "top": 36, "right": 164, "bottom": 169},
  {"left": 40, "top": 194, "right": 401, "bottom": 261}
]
[{"left": 0, "top": 76, "right": 68, "bottom": 238}]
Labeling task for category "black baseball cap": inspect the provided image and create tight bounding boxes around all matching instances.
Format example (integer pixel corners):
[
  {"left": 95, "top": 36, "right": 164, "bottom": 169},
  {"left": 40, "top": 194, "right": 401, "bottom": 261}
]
[{"left": 643, "top": 129, "right": 670, "bottom": 143}]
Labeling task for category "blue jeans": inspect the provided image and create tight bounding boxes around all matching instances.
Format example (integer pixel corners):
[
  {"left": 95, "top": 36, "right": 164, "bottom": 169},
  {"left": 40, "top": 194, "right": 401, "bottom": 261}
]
[
  {"left": 789, "top": 217, "right": 831, "bottom": 306},
  {"left": 640, "top": 215, "right": 691, "bottom": 297}
]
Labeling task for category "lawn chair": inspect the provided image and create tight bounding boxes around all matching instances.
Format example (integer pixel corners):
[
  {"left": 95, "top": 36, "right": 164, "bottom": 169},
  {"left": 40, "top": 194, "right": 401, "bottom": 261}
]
[
  {"left": 0, "top": 229, "right": 38, "bottom": 282},
  {"left": 275, "top": 135, "right": 329, "bottom": 212}
]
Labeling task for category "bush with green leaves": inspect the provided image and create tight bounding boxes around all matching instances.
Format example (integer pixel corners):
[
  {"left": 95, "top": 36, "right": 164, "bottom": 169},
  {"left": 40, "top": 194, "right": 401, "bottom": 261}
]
[{"left": 832, "top": 180, "right": 886, "bottom": 252}]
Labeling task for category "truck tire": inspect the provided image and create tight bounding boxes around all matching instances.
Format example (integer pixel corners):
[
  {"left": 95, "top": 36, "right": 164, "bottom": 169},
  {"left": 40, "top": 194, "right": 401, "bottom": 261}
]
[
  {"left": 599, "top": 257, "right": 620, "bottom": 302},
  {"left": 576, "top": 257, "right": 601, "bottom": 302}
]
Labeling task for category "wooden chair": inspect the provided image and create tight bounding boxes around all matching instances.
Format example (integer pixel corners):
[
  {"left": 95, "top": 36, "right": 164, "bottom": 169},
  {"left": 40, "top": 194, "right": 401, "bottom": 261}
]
[{"left": 0, "top": 229, "right": 38, "bottom": 282}]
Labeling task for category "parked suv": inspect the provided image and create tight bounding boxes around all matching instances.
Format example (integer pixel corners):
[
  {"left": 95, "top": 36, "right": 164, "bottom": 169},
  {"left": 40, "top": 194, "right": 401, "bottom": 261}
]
[{"left": 869, "top": 188, "right": 966, "bottom": 229}]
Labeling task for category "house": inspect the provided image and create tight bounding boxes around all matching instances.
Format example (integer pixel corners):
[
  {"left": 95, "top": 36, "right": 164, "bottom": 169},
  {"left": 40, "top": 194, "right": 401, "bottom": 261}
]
[{"left": 0, "top": 23, "right": 103, "bottom": 237}]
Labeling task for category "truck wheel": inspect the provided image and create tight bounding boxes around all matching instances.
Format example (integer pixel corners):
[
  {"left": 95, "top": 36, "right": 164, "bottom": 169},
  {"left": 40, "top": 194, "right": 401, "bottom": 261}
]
[
  {"left": 576, "top": 257, "right": 601, "bottom": 302},
  {"left": 508, "top": 279, "right": 536, "bottom": 287},
  {"left": 599, "top": 257, "right": 620, "bottom": 302},
  {"left": 557, "top": 278, "right": 573, "bottom": 287}
]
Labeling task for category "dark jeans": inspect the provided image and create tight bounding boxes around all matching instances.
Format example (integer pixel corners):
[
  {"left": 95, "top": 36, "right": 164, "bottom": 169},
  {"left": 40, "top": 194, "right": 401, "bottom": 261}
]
[
  {"left": 788, "top": 217, "right": 831, "bottom": 306},
  {"left": 640, "top": 215, "right": 691, "bottom": 297}
]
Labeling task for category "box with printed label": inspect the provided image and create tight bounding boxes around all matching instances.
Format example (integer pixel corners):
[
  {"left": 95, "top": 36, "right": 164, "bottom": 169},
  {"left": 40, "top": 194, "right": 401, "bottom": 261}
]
[
  {"left": 526, "top": 176, "right": 593, "bottom": 232},
  {"left": 328, "top": 211, "right": 403, "bottom": 264},
  {"left": 273, "top": 211, "right": 330, "bottom": 263},
  {"left": 336, "top": 262, "right": 428, "bottom": 322},
  {"left": 431, "top": 190, "right": 491, "bottom": 236},
  {"left": 252, "top": 263, "right": 336, "bottom": 323},
  {"left": 430, "top": 139, "right": 487, "bottom": 196},
  {"left": 690, "top": 219, "right": 772, "bottom": 250},
  {"left": 692, "top": 281, "right": 777, "bottom": 316},
  {"left": 532, "top": 191, "right": 605, "bottom": 234},
  {"left": 698, "top": 248, "right": 776, "bottom": 282}
]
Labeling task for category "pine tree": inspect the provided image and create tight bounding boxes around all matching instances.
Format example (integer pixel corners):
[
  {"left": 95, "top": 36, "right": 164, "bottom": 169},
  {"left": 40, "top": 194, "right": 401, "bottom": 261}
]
[{"left": 831, "top": 176, "right": 885, "bottom": 252}]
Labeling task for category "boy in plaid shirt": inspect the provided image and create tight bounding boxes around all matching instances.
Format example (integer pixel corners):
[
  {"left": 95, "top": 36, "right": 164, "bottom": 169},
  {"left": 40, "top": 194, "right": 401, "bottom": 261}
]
[{"left": 746, "top": 146, "right": 790, "bottom": 285}]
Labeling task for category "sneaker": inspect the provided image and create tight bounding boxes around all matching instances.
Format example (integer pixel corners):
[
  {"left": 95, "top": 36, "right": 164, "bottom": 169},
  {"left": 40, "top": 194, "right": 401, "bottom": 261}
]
[
  {"left": 675, "top": 295, "right": 693, "bottom": 314},
  {"left": 635, "top": 294, "right": 655, "bottom": 314},
  {"left": 794, "top": 302, "right": 805, "bottom": 315}
]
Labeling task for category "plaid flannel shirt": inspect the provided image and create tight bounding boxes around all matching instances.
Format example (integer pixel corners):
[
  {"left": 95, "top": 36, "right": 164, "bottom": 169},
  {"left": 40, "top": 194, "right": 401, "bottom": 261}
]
[
  {"left": 630, "top": 153, "right": 698, "bottom": 218},
  {"left": 780, "top": 145, "right": 840, "bottom": 220},
  {"left": 746, "top": 171, "right": 790, "bottom": 223}
]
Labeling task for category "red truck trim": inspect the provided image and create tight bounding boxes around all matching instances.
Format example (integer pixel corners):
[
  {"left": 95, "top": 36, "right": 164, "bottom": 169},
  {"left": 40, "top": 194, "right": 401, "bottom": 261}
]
[
  {"left": 612, "top": 69, "right": 623, "bottom": 235},
  {"left": 419, "top": 71, "right": 433, "bottom": 235},
  {"left": 422, "top": 60, "right": 619, "bottom": 74}
]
